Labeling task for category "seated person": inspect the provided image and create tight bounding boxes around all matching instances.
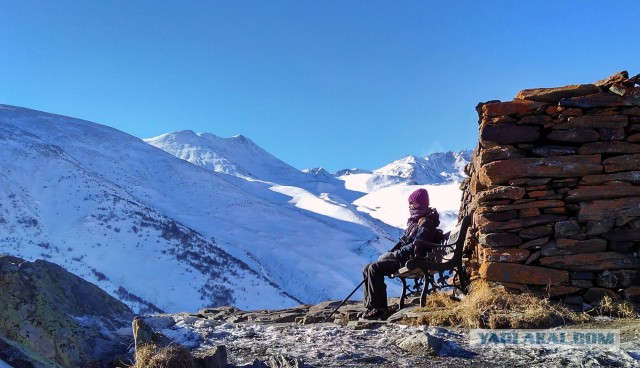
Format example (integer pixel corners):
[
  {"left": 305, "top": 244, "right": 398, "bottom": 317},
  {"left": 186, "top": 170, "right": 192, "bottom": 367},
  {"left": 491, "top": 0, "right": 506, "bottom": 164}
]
[{"left": 361, "top": 188, "right": 441, "bottom": 320}]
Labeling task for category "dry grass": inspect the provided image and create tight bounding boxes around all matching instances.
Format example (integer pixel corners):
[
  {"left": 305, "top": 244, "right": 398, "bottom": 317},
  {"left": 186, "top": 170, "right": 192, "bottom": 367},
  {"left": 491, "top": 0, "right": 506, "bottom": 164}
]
[
  {"left": 130, "top": 343, "right": 194, "bottom": 368},
  {"left": 413, "top": 281, "right": 590, "bottom": 329},
  {"left": 588, "top": 295, "right": 638, "bottom": 319}
]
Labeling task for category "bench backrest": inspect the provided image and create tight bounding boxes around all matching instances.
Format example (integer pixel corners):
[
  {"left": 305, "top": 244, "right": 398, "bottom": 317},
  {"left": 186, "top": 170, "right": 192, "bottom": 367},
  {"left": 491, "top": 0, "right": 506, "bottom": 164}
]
[{"left": 440, "top": 215, "right": 471, "bottom": 262}]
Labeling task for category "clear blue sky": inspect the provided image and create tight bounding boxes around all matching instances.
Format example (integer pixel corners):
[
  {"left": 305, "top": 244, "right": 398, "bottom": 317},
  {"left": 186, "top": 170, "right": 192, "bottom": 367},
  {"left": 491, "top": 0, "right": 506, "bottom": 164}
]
[{"left": 2, "top": 1, "right": 639, "bottom": 172}]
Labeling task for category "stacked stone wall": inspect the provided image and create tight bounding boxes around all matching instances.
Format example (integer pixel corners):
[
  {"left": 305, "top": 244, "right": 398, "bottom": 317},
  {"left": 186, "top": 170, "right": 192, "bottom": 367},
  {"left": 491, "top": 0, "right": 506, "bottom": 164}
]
[{"left": 460, "top": 71, "right": 640, "bottom": 306}]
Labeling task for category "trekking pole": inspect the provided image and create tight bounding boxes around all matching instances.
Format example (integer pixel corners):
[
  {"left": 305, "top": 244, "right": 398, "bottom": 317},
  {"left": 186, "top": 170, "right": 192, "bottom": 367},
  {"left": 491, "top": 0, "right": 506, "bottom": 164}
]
[{"left": 322, "top": 277, "right": 366, "bottom": 323}]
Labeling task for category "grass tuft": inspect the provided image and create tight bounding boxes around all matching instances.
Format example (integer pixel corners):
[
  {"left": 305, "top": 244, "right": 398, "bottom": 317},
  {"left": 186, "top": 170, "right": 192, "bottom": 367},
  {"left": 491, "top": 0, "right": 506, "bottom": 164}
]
[
  {"left": 413, "top": 281, "right": 590, "bottom": 329},
  {"left": 130, "top": 343, "right": 194, "bottom": 368}
]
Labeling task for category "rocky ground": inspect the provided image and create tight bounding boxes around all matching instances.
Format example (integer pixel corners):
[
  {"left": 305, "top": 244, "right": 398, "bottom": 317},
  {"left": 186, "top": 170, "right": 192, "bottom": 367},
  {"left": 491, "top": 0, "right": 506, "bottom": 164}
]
[{"left": 134, "top": 297, "right": 640, "bottom": 368}]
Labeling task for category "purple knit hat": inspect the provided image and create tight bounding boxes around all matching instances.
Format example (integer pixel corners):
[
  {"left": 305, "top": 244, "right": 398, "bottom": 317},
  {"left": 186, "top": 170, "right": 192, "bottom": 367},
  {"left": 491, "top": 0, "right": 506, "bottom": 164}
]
[{"left": 408, "top": 188, "right": 430, "bottom": 207}]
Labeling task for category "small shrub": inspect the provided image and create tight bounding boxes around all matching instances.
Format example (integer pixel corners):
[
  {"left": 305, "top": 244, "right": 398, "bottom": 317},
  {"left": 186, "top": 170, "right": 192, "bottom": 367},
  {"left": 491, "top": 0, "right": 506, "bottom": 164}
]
[{"left": 131, "top": 343, "right": 193, "bottom": 368}]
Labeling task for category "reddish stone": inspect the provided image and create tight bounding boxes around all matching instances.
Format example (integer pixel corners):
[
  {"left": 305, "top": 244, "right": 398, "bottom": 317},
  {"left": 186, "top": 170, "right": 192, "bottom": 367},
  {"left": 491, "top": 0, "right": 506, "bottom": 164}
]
[
  {"left": 539, "top": 252, "right": 639, "bottom": 271},
  {"left": 519, "top": 225, "right": 553, "bottom": 240},
  {"left": 519, "top": 208, "right": 541, "bottom": 217},
  {"left": 555, "top": 238, "right": 607, "bottom": 254},
  {"left": 480, "top": 215, "right": 567, "bottom": 233},
  {"left": 566, "top": 185, "right": 640, "bottom": 202},
  {"left": 477, "top": 186, "right": 526, "bottom": 204},
  {"left": 547, "top": 128, "right": 600, "bottom": 143},
  {"left": 519, "top": 237, "right": 550, "bottom": 249},
  {"left": 519, "top": 115, "right": 552, "bottom": 125},
  {"left": 623, "top": 87, "right": 640, "bottom": 107},
  {"left": 627, "top": 133, "right": 640, "bottom": 143},
  {"left": 479, "top": 155, "right": 602, "bottom": 186},
  {"left": 482, "top": 115, "right": 518, "bottom": 125},
  {"left": 558, "top": 108, "right": 584, "bottom": 119},
  {"left": 478, "top": 232, "right": 523, "bottom": 248},
  {"left": 516, "top": 84, "right": 600, "bottom": 103},
  {"left": 479, "top": 145, "right": 526, "bottom": 166},
  {"left": 531, "top": 145, "right": 576, "bottom": 157},
  {"left": 554, "top": 115, "right": 628, "bottom": 129},
  {"left": 482, "top": 100, "right": 548, "bottom": 117},
  {"left": 559, "top": 92, "right": 625, "bottom": 109},
  {"left": 489, "top": 200, "right": 564, "bottom": 212},
  {"left": 484, "top": 248, "right": 530, "bottom": 263},
  {"left": 480, "top": 123, "right": 540, "bottom": 145},
  {"left": 581, "top": 171, "right": 640, "bottom": 185},
  {"left": 594, "top": 71, "right": 629, "bottom": 87},
  {"left": 475, "top": 210, "right": 518, "bottom": 222},
  {"left": 479, "top": 262, "right": 569, "bottom": 285},
  {"left": 578, "top": 141, "right": 640, "bottom": 155},
  {"left": 579, "top": 197, "right": 640, "bottom": 221},
  {"left": 527, "top": 190, "right": 555, "bottom": 198},
  {"left": 604, "top": 153, "right": 640, "bottom": 173}
]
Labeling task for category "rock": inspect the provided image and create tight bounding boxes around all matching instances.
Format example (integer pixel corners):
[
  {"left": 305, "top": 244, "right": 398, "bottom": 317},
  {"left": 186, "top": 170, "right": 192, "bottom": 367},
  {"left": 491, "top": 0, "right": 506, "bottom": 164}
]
[
  {"left": 599, "top": 127, "right": 626, "bottom": 141},
  {"left": 585, "top": 219, "right": 615, "bottom": 235},
  {"left": 516, "top": 84, "right": 601, "bottom": 103},
  {"left": 479, "top": 145, "right": 526, "bottom": 165},
  {"left": 578, "top": 141, "right": 640, "bottom": 155},
  {"left": 566, "top": 185, "right": 640, "bottom": 202},
  {"left": 483, "top": 248, "right": 530, "bottom": 263},
  {"left": 482, "top": 100, "right": 548, "bottom": 117},
  {"left": 560, "top": 92, "right": 625, "bottom": 109},
  {"left": 480, "top": 123, "right": 540, "bottom": 145},
  {"left": 479, "top": 155, "right": 602, "bottom": 186},
  {"left": 539, "top": 252, "right": 639, "bottom": 271},
  {"left": 193, "top": 346, "right": 228, "bottom": 368},
  {"left": 578, "top": 197, "right": 640, "bottom": 221},
  {"left": 554, "top": 220, "right": 581, "bottom": 237},
  {"left": 530, "top": 145, "right": 576, "bottom": 157},
  {"left": 544, "top": 286, "right": 582, "bottom": 298},
  {"left": 555, "top": 238, "right": 607, "bottom": 254},
  {"left": 623, "top": 286, "right": 640, "bottom": 303},
  {"left": 580, "top": 171, "right": 640, "bottom": 185},
  {"left": 478, "top": 214, "right": 567, "bottom": 233},
  {"left": 478, "top": 232, "right": 523, "bottom": 247},
  {"left": 554, "top": 115, "right": 628, "bottom": 129},
  {"left": 519, "top": 225, "right": 553, "bottom": 239},
  {"left": 604, "top": 228, "right": 640, "bottom": 243},
  {"left": 584, "top": 288, "right": 621, "bottom": 303},
  {"left": 603, "top": 153, "right": 640, "bottom": 173},
  {"left": 596, "top": 270, "right": 637, "bottom": 289},
  {"left": 547, "top": 128, "right": 600, "bottom": 143},
  {"left": 395, "top": 333, "right": 443, "bottom": 356},
  {"left": 594, "top": 71, "right": 629, "bottom": 88},
  {"left": 0, "top": 255, "right": 134, "bottom": 368},
  {"left": 477, "top": 186, "right": 526, "bottom": 203},
  {"left": 479, "top": 262, "right": 569, "bottom": 285}
]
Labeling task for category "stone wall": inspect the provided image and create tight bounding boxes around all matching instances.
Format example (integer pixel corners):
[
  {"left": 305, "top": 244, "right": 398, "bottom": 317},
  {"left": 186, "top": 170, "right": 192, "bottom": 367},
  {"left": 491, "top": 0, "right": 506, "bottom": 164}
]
[{"left": 460, "top": 71, "right": 640, "bottom": 307}]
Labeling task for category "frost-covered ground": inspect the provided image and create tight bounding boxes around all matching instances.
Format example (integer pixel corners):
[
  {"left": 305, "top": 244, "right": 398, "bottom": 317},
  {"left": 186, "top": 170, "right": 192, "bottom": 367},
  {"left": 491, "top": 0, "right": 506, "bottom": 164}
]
[{"left": 141, "top": 310, "right": 640, "bottom": 368}]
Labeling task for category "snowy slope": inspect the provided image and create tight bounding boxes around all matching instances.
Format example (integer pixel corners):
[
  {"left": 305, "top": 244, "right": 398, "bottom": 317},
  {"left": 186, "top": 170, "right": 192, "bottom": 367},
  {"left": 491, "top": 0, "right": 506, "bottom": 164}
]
[{"left": 0, "top": 105, "right": 396, "bottom": 313}]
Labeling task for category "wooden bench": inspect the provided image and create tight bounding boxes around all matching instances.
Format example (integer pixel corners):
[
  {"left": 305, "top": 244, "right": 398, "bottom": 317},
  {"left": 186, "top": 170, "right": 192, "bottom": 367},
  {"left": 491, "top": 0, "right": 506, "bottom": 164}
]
[{"left": 391, "top": 216, "right": 471, "bottom": 309}]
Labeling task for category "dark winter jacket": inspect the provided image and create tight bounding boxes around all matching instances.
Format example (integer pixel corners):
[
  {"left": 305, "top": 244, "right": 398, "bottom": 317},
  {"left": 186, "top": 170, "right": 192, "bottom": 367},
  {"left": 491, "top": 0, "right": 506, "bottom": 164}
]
[{"left": 383, "top": 206, "right": 442, "bottom": 266}]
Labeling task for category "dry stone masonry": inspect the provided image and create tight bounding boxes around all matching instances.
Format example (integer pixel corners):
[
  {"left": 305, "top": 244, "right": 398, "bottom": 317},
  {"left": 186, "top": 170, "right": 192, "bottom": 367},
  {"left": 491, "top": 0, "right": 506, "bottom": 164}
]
[{"left": 460, "top": 71, "right": 640, "bottom": 307}]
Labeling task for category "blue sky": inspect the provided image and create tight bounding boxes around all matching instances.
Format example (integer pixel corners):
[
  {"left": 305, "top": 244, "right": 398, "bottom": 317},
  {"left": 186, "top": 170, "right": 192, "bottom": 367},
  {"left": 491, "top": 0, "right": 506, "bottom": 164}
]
[{"left": 1, "top": 1, "right": 639, "bottom": 172}]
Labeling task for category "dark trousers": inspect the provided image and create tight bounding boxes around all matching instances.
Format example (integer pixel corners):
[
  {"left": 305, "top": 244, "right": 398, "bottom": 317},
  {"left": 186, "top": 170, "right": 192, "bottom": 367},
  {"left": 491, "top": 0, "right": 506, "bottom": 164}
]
[{"left": 362, "top": 252, "right": 403, "bottom": 310}]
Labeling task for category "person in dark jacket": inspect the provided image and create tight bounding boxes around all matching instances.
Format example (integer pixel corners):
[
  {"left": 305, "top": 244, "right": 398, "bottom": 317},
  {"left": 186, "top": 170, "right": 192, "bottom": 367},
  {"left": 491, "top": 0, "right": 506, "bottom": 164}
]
[{"left": 361, "top": 188, "right": 441, "bottom": 320}]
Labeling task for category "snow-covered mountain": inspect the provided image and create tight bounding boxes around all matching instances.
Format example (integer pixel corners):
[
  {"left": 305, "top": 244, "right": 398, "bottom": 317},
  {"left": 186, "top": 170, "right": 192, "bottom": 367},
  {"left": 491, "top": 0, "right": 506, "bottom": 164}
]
[{"left": 1, "top": 104, "right": 469, "bottom": 314}]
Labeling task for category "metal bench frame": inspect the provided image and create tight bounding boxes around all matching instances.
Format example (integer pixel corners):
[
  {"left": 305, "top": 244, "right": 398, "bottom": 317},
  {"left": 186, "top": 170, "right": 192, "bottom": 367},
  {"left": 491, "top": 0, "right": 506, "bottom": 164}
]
[{"left": 391, "top": 216, "right": 471, "bottom": 309}]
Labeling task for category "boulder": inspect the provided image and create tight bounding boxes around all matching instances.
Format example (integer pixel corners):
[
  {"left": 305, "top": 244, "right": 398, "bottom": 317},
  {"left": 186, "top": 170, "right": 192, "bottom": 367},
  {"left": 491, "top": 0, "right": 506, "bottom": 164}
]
[
  {"left": 0, "top": 255, "right": 134, "bottom": 368},
  {"left": 395, "top": 333, "right": 443, "bottom": 356},
  {"left": 578, "top": 197, "right": 640, "bottom": 221}
]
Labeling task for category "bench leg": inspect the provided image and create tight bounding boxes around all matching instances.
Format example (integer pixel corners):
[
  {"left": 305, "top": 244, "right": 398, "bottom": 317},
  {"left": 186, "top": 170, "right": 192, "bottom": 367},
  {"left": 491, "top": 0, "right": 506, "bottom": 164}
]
[
  {"left": 399, "top": 277, "right": 407, "bottom": 310},
  {"left": 420, "top": 274, "right": 430, "bottom": 307}
]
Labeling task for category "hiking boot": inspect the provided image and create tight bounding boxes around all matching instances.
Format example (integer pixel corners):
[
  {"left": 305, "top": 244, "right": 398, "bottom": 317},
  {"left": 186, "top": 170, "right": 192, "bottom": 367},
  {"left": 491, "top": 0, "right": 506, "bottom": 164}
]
[{"left": 361, "top": 307, "right": 390, "bottom": 320}]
